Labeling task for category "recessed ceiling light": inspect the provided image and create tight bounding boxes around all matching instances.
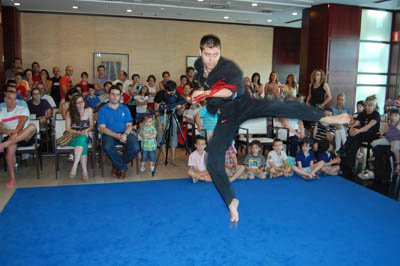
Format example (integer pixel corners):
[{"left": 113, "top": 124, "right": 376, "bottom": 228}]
[
  {"left": 251, "top": 3, "right": 258, "bottom": 7},
  {"left": 224, "top": 16, "right": 229, "bottom": 20},
  {"left": 72, "top": 6, "right": 79, "bottom": 9},
  {"left": 14, "top": 2, "right": 21, "bottom": 6},
  {"left": 198, "top": 0, "right": 204, "bottom": 2},
  {"left": 267, "top": 19, "right": 272, "bottom": 22},
  {"left": 292, "top": 12, "right": 298, "bottom": 16},
  {"left": 127, "top": 9, "right": 132, "bottom": 13}
]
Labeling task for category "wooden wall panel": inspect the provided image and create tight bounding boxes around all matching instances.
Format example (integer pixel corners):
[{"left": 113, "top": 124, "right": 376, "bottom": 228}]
[
  {"left": 2, "top": 6, "right": 20, "bottom": 70},
  {"left": 272, "top": 27, "right": 301, "bottom": 85}
]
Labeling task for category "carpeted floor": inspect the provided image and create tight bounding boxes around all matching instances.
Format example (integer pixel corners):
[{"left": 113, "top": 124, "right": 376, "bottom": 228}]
[{"left": 1, "top": 175, "right": 399, "bottom": 266}]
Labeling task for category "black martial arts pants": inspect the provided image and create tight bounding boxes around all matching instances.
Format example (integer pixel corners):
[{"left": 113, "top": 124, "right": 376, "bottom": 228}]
[{"left": 206, "top": 93, "right": 324, "bottom": 208}]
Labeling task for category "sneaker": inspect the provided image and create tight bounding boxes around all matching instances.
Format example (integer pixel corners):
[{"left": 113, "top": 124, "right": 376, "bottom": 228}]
[
  {"left": 366, "top": 170, "right": 375, "bottom": 180},
  {"left": 140, "top": 167, "right": 146, "bottom": 172},
  {"left": 358, "top": 170, "right": 374, "bottom": 180},
  {"left": 68, "top": 154, "right": 74, "bottom": 162},
  {"left": 150, "top": 166, "right": 155, "bottom": 172}
]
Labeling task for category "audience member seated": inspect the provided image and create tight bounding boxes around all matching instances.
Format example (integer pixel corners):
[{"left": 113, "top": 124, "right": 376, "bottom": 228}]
[
  {"left": 38, "top": 69, "right": 52, "bottom": 95},
  {"left": 0, "top": 90, "right": 37, "bottom": 188},
  {"left": 31, "top": 62, "right": 41, "bottom": 83},
  {"left": 241, "top": 140, "right": 267, "bottom": 179},
  {"left": 282, "top": 74, "right": 297, "bottom": 100},
  {"left": 27, "top": 87, "right": 52, "bottom": 130},
  {"left": 312, "top": 108, "right": 336, "bottom": 152},
  {"left": 187, "top": 136, "right": 211, "bottom": 183},
  {"left": 225, "top": 141, "right": 245, "bottom": 182},
  {"left": 50, "top": 66, "right": 62, "bottom": 107},
  {"left": 317, "top": 138, "right": 341, "bottom": 176},
  {"left": 264, "top": 71, "right": 281, "bottom": 100},
  {"left": 159, "top": 71, "right": 170, "bottom": 91},
  {"left": 14, "top": 72, "right": 29, "bottom": 100},
  {"left": 65, "top": 95, "right": 94, "bottom": 181},
  {"left": 331, "top": 93, "right": 352, "bottom": 153},
  {"left": 154, "top": 80, "right": 186, "bottom": 166},
  {"left": 371, "top": 108, "right": 400, "bottom": 173},
  {"left": 60, "top": 87, "right": 79, "bottom": 119},
  {"left": 98, "top": 86, "right": 140, "bottom": 178},
  {"left": 292, "top": 138, "right": 324, "bottom": 180},
  {"left": 113, "top": 70, "right": 132, "bottom": 93},
  {"left": 93, "top": 65, "right": 108, "bottom": 97},
  {"left": 139, "top": 115, "right": 157, "bottom": 173},
  {"left": 24, "top": 68, "right": 35, "bottom": 91},
  {"left": 0, "top": 85, "right": 27, "bottom": 108},
  {"left": 176, "top": 75, "right": 188, "bottom": 96},
  {"left": 275, "top": 117, "right": 304, "bottom": 157},
  {"left": 76, "top": 71, "right": 91, "bottom": 96},
  {"left": 59, "top": 65, "right": 74, "bottom": 105},
  {"left": 146, "top": 75, "right": 158, "bottom": 110},
  {"left": 250, "top": 72, "right": 263, "bottom": 99},
  {"left": 339, "top": 95, "right": 380, "bottom": 178},
  {"left": 186, "top": 67, "right": 200, "bottom": 89},
  {"left": 85, "top": 85, "right": 101, "bottom": 110},
  {"left": 6, "top": 57, "right": 22, "bottom": 81},
  {"left": 266, "top": 138, "right": 291, "bottom": 178},
  {"left": 36, "top": 82, "right": 56, "bottom": 110}
]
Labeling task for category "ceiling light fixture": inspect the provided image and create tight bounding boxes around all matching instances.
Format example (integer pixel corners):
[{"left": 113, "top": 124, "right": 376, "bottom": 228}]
[
  {"left": 292, "top": 12, "right": 298, "bottom": 16},
  {"left": 198, "top": 0, "right": 204, "bottom": 2},
  {"left": 72, "top": 6, "right": 79, "bottom": 9},
  {"left": 251, "top": 3, "right": 258, "bottom": 7},
  {"left": 224, "top": 16, "right": 229, "bottom": 19},
  {"left": 127, "top": 9, "right": 132, "bottom": 13},
  {"left": 267, "top": 19, "right": 272, "bottom": 22},
  {"left": 14, "top": 2, "right": 21, "bottom": 6}
]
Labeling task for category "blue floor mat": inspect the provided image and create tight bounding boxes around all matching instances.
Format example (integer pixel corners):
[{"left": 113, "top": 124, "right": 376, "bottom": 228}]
[{"left": 1, "top": 175, "right": 399, "bottom": 266}]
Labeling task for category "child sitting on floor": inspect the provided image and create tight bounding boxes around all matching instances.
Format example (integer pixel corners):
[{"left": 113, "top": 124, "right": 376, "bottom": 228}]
[
  {"left": 292, "top": 138, "right": 324, "bottom": 180},
  {"left": 225, "top": 141, "right": 245, "bottom": 182},
  {"left": 266, "top": 138, "right": 292, "bottom": 178},
  {"left": 317, "top": 138, "right": 341, "bottom": 175},
  {"left": 187, "top": 136, "right": 211, "bottom": 183},
  {"left": 242, "top": 140, "right": 267, "bottom": 179}
]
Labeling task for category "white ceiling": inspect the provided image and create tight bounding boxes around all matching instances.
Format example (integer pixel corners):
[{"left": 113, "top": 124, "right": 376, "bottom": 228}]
[{"left": 4, "top": 0, "right": 400, "bottom": 28}]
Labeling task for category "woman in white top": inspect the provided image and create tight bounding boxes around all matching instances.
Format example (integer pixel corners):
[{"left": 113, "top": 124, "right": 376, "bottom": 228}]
[
  {"left": 134, "top": 85, "right": 149, "bottom": 115},
  {"left": 146, "top": 75, "right": 158, "bottom": 111},
  {"left": 282, "top": 74, "right": 298, "bottom": 100}
]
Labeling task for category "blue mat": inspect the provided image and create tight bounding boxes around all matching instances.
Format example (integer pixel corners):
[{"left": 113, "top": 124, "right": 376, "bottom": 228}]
[{"left": 1, "top": 176, "right": 400, "bottom": 266}]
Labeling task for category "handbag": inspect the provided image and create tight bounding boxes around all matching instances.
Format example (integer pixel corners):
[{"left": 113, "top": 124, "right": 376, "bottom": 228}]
[{"left": 56, "top": 130, "right": 78, "bottom": 147}]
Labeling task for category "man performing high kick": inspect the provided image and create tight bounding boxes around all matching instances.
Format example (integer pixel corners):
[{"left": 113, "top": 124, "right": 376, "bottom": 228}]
[{"left": 192, "top": 34, "right": 350, "bottom": 223}]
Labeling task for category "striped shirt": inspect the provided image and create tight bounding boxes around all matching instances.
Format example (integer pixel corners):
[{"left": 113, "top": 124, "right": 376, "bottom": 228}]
[
  {"left": 314, "top": 122, "right": 336, "bottom": 141},
  {"left": 0, "top": 105, "right": 30, "bottom": 131}
]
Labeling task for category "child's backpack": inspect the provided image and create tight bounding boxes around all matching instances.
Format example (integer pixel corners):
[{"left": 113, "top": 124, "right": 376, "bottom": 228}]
[{"left": 373, "top": 145, "right": 393, "bottom": 184}]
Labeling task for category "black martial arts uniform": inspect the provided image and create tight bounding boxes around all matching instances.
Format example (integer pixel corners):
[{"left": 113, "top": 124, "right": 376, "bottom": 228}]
[{"left": 194, "top": 57, "right": 325, "bottom": 208}]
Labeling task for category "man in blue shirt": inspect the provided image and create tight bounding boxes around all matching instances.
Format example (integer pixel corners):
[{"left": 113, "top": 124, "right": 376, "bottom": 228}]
[{"left": 98, "top": 86, "right": 140, "bottom": 178}]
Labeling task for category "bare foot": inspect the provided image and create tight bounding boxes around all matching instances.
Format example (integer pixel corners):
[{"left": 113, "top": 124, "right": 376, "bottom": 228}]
[
  {"left": 229, "top": 198, "right": 239, "bottom": 223},
  {"left": 320, "top": 113, "right": 350, "bottom": 125}
]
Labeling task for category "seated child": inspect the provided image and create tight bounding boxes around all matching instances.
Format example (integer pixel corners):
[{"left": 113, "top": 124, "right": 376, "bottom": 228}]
[
  {"left": 139, "top": 115, "right": 157, "bottom": 173},
  {"left": 317, "top": 138, "right": 341, "bottom": 175},
  {"left": 242, "top": 140, "right": 267, "bottom": 179},
  {"left": 266, "top": 138, "right": 292, "bottom": 178},
  {"left": 187, "top": 136, "right": 211, "bottom": 183},
  {"left": 313, "top": 107, "right": 336, "bottom": 152},
  {"left": 292, "top": 138, "right": 324, "bottom": 180},
  {"left": 85, "top": 85, "right": 101, "bottom": 109},
  {"left": 224, "top": 141, "right": 245, "bottom": 182}
]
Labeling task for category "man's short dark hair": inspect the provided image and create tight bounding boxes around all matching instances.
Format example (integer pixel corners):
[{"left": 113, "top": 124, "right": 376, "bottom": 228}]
[
  {"left": 116, "top": 82, "right": 123, "bottom": 88},
  {"left": 109, "top": 85, "right": 122, "bottom": 94},
  {"left": 88, "top": 84, "right": 95, "bottom": 90},
  {"left": 300, "top": 138, "right": 313, "bottom": 148},
  {"left": 104, "top": 81, "right": 112, "bottom": 87},
  {"left": 164, "top": 80, "right": 177, "bottom": 92},
  {"left": 162, "top": 71, "right": 170, "bottom": 77},
  {"left": 81, "top": 72, "right": 88, "bottom": 78},
  {"left": 180, "top": 75, "right": 187, "bottom": 81},
  {"left": 200, "top": 34, "right": 221, "bottom": 51},
  {"left": 357, "top": 100, "right": 365, "bottom": 107},
  {"left": 272, "top": 138, "right": 282, "bottom": 146},
  {"left": 35, "top": 81, "right": 45, "bottom": 88},
  {"left": 132, "top": 74, "right": 140, "bottom": 80},
  {"left": 97, "top": 65, "right": 105, "bottom": 70},
  {"left": 15, "top": 72, "right": 24, "bottom": 78},
  {"left": 147, "top": 75, "right": 156, "bottom": 82},
  {"left": 195, "top": 135, "right": 206, "bottom": 143},
  {"left": 186, "top": 67, "right": 194, "bottom": 73},
  {"left": 31, "top": 61, "right": 40, "bottom": 68},
  {"left": 388, "top": 108, "right": 399, "bottom": 115},
  {"left": 31, "top": 87, "right": 41, "bottom": 95},
  {"left": 250, "top": 140, "right": 262, "bottom": 148},
  {"left": 13, "top": 57, "right": 22, "bottom": 63}
]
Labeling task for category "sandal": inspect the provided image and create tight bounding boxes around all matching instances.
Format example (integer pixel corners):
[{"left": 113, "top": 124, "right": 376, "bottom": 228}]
[
  {"left": 82, "top": 173, "right": 89, "bottom": 182},
  {"left": 5, "top": 179, "right": 15, "bottom": 188}
]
